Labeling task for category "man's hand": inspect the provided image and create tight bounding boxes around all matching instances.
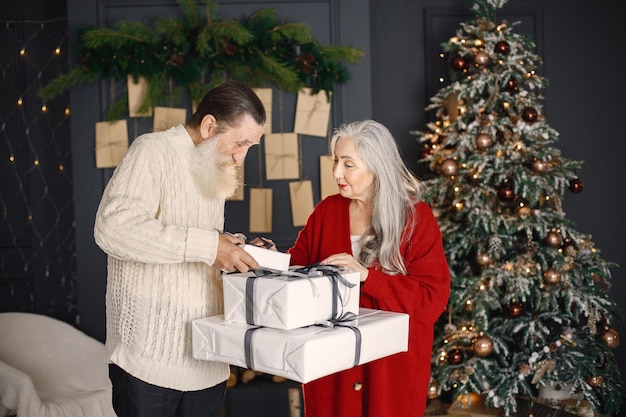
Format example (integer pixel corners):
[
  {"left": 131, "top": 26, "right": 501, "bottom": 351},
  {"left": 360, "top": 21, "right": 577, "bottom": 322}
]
[{"left": 215, "top": 233, "right": 260, "bottom": 273}]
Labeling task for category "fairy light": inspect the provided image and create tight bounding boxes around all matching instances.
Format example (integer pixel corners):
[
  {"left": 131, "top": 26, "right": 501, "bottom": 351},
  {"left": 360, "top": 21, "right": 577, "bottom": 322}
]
[
  {"left": 33, "top": 159, "right": 40, "bottom": 166},
  {"left": 59, "top": 164, "right": 64, "bottom": 171},
  {"left": 54, "top": 47, "right": 61, "bottom": 55},
  {"left": 439, "top": 77, "right": 445, "bottom": 83},
  {"left": 19, "top": 48, "right": 26, "bottom": 56},
  {"left": 41, "top": 104, "right": 47, "bottom": 113},
  {"left": 17, "top": 98, "right": 23, "bottom": 106},
  {"left": 9, "top": 156, "right": 15, "bottom": 163},
  {"left": 64, "top": 107, "right": 71, "bottom": 116}
]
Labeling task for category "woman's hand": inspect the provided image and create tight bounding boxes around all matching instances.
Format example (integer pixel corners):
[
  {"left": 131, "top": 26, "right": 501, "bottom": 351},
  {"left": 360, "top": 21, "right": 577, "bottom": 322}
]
[{"left": 321, "top": 253, "right": 369, "bottom": 282}]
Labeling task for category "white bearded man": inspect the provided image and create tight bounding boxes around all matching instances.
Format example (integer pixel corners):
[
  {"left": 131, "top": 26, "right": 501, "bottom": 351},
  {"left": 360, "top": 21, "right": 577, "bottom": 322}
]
[{"left": 94, "top": 80, "right": 266, "bottom": 417}]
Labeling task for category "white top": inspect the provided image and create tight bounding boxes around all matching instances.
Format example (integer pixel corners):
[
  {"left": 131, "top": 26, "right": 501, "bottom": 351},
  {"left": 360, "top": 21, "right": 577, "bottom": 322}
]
[
  {"left": 351, "top": 235, "right": 362, "bottom": 259},
  {"left": 94, "top": 124, "right": 229, "bottom": 391}
]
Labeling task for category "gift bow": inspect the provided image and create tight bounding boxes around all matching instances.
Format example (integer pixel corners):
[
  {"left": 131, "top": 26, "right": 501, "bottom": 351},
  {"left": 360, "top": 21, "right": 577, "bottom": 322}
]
[
  {"left": 247, "top": 264, "right": 357, "bottom": 325},
  {"left": 243, "top": 311, "right": 362, "bottom": 371}
]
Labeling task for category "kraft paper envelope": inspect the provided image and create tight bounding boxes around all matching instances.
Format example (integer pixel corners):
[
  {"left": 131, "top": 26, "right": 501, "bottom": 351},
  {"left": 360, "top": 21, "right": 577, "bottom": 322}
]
[
  {"left": 127, "top": 75, "right": 152, "bottom": 117},
  {"left": 319, "top": 154, "right": 336, "bottom": 200},
  {"left": 264, "top": 133, "right": 299, "bottom": 180},
  {"left": 294, "top": 88, "right": 331, "bottom": 137},
  {"left": 249, "top": 188, "right": 273, "bottom": 233},
  {"left": 253, "top": 88, "right": 273, "bottom": 135},
  {"left": 153, "top": 106, "right": 187, "bottom": 132},
  {"left": 289, "top": 180, "right": 314, "bottom": 227},
  {"left": 227, "top": 165, "right": 245, "bottom": 201},
  {"left": 95, "top": 120, "right": 129, "bottom": 168}
]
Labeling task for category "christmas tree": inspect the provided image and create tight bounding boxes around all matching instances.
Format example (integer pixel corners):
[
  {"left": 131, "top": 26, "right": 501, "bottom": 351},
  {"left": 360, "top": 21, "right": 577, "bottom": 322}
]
[{"left": 412, "top": 0, "right": 625, "bottom": 415}]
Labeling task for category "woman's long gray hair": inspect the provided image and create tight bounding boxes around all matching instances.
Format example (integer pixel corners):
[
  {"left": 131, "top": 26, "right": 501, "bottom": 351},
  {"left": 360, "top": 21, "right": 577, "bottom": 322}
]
[{"left": 331, "top": 119, "right": 424, "bottom": 275}]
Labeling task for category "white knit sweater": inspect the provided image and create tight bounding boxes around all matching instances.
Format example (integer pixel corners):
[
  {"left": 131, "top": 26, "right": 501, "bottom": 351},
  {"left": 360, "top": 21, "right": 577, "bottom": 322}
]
[{"left": 94, "top": 124, "right": 229, "bottom": 391}]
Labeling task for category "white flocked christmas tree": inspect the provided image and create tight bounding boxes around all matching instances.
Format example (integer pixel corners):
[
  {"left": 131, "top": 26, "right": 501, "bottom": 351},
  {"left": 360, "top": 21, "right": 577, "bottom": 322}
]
[{"left": 412, "top": 0, "right": 625, "bottom": 415}]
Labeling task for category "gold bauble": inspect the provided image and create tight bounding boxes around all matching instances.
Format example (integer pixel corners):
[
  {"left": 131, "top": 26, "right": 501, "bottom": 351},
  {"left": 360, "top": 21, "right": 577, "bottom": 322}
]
[
  {"left": 473, "top": 335, "right": 494, "bottom": 357},
  {"left": 531, "top": 159, "right": 549, "bottom": 173},
  {"left": 600, "top": 328, "right": 620, "bottom": 348},
  {"left": 475, "top": 252, "right": 492, "bottom": 267},
  {"left": 474, "top": 51, "right": 490, "bottom": 66},
  {"left": 475, "top": 133, "right": 493, "bottom": 150},
  {"left": 545, "top": 231, "right": 563, "bottom": 248},
  {"left": 428, "top": 379, "right": 440, "bottom": 399},
  {"left": 543, "top": 268, "right": 562, "bottom": 285},
  {"left": 440, "top": 158, "right": 459, "bottom": 176},
  {"left": 587, "top": 375, "right": 604, "bottom": 387}
]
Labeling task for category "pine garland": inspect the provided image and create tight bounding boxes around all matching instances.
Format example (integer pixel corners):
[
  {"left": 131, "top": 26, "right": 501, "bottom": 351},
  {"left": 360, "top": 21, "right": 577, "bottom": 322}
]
[{"left": 38, "top": 0, "right": 363, "bottom": 120}]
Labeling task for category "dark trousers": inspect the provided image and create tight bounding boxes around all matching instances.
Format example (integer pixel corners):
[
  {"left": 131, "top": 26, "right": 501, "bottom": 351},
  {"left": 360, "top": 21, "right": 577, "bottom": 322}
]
[{"left": 109, "top": 363, "right": 227, "bottom": 417}]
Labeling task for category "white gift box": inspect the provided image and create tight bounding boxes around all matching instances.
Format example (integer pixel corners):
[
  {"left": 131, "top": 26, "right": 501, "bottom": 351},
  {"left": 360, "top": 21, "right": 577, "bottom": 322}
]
[
  {"left": 192, "top": 308, "right": 409, "bottom": 383},
  {"left": 223, "top": 267, "right": 360, "bottom": 330},
  {"left": 242, "top": 244, "right": 291, "bottom": 272}
]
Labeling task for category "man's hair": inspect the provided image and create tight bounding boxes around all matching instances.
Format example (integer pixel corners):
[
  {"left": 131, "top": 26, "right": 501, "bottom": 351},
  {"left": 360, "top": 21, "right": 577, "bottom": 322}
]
[{"left": 187, "top": 80, "right": 266, "bottom": 130}]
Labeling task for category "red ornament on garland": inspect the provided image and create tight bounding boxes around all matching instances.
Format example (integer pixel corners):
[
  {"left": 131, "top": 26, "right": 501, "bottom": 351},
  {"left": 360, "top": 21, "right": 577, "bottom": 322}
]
[
  {"left": 494, "top": 40, "right": 511, "bottom": 55},
  {"left": 569, "top": 178, "right": 584, "bottom": 193},
  {"left": 451, "top": 56, "right": 469, "bottom": 73},
  {"left": 522, "top": 107, "right": 538, "bottom": 123},
  {"left": 447, "top": 348, "right": 464, "bottom": 365}
]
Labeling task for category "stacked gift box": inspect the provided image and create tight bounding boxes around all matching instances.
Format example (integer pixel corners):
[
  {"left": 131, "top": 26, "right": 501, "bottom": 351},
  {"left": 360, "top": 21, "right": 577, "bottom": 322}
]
[{"left": 192, "top": 248, "right": 410, "bottom": 384}]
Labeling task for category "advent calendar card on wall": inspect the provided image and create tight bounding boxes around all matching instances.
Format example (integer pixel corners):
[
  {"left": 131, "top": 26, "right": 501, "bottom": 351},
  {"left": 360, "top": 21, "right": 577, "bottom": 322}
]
[
  {"left": 264, "top": 133, "right": 299, "bottom": 180},
  {"left": 127, "top": 75, "right": 152, "bottom": 117},
  {"left": 319, "top": 155, "right": 336, "bottom": 200},
  {"left": 294, "top": 88, "right": 331, "bottom": 137},
  {"left": 95, "top": 120, "right": 129, "bottom": 168},
  {"left": 249, "top": 188, "right": 273, "bottom": 233},
  {"left": 289, "top": 180, "right": 314, "bottom": 227},
  {"left": 153, "top": 106, "right": 187, "bottom": 132}
]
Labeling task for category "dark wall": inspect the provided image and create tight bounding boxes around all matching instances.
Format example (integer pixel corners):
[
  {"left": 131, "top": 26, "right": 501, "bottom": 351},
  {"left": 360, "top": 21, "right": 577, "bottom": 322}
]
[{"left": 370, "top": 1, "right": 626, "bottom": 413}]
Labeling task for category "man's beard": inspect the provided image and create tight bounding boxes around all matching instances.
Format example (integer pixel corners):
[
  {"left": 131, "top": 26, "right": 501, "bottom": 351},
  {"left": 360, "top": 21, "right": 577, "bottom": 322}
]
[{"left": 189, "top": 136, "right": 239, "bottom": 199}]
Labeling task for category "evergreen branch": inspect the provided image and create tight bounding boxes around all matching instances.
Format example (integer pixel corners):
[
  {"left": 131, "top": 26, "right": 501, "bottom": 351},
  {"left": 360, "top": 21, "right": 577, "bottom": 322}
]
[
  {"left": 321, "top": 45, "right": 364, "bottom": 64},
  {"left": 270, "top": 22, "right": 313, "bottom": 44},
  {"left": 258, "top": 54, "right": 302, "bottom": 92},
  {"left": 178, "top": 0, "right": 199, "bottom": 28},
  {"left": 38, "top": 68, "right": 99, "bottom": 100},
  {"left": 210, "top": 21, "right": 254, "bottom": 44},
  {"left": 104, "top": 94, "right": 128, "bottom": 121}
]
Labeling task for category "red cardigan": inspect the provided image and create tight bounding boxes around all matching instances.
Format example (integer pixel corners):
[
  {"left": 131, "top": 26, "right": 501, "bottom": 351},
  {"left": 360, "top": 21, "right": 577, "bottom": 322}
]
[{"left": 288, "top": 194, "right": 450, "bottom": 417}]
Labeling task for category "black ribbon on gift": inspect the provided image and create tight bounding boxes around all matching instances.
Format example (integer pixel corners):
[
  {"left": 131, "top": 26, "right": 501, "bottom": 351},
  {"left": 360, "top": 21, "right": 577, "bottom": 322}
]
[
  {"left": 243, "top": 315, "right": 362, "bottom": 371},
  {"left": 245, "top": 264, "right": 357, "bottom": 326}
]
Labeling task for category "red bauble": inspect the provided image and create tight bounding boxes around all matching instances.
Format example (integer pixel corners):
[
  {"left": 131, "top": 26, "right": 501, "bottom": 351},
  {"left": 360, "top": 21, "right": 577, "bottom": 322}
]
[
  {"left": 494, "top": 40, "right": 511, "bottom": 55},
  {"left": 505, "top": 78, "right": 519, "bottom": 93},
  {"left": 508, "top": 301, "right": 523, "bottom": 318},
  {"left": 447, "top": 348, "right": 464, "bottom": 365},
  {"left": 451, "top": 56, "right": 469, "bottom": 73},
  {"left": 522, "top": 107, "right": 538, "bottom": 123},
  {"left": 497, "top": 184, "right": 515, "bottom": 202},
  {"left": 569, "top": 178, "right": 584, "bottom": 193}
]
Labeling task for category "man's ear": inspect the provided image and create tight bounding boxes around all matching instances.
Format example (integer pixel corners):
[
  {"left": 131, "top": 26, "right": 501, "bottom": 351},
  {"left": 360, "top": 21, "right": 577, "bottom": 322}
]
[{"left": 199, "top": 114, "right": 217, "bottom": 139}]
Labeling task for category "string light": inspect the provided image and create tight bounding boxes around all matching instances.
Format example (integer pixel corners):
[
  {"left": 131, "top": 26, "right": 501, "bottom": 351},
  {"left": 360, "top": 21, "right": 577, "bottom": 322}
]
[
  {"left": 64, "top": 107, "right": 70, "bottom": 116},
  {"left": 19, "top": 48, "right": 26, "bottom": 56},
  {"left": 54, "top": 47, "right": 61, "bottom": 55},
  {"left": 9, "top": 156, "right": 15, "bottom": 163},
  {"left": 17, "top": 98, "right": 23, "bottom": 106},
  {"left": 41, "top": 104, "right": 47, "bottom": 113}
]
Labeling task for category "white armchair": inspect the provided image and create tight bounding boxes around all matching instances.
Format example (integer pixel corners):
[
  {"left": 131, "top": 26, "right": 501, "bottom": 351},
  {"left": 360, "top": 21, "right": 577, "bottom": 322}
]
[{"left": 0, "top": 312, "right": 116, "bottom": 417}]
